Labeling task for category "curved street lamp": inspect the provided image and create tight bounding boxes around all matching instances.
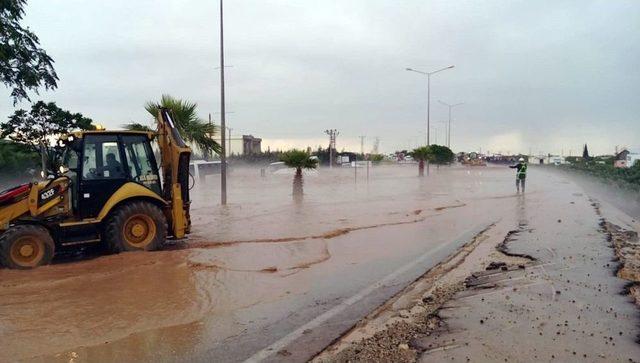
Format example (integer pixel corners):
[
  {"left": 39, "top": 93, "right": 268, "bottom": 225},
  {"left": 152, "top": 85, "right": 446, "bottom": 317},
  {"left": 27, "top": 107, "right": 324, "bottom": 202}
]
[
  {"left": 406, "top": 65, "right": 454, "bottom": 175},
  {"left": 406, "top": 65, "right": 454, "bottom": 146}
]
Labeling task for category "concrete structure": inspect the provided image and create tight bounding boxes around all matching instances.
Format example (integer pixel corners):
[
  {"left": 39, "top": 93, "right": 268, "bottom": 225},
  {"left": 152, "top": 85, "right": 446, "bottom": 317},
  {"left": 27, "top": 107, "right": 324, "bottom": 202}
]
[
  {"left": 529, "top": 155, "right": 546, "bottom": 165},
  {"left": 242, "top": 135, "right": 262, "bottom": 155}
]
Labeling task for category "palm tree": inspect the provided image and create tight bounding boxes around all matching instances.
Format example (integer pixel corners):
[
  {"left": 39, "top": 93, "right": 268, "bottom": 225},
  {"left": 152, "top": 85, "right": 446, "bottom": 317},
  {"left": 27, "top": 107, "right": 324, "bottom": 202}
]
[
  {"left": 280, "top": 149, "right": 318, "bottom": 200},
  {"left": 410, "top": 146, "right": 432, "bottom": 177},
  {"left": 429, "top": 145, "right": 455, "bottom": 167},
  {"left": 122, "top": 122, "right": 153, "bottom": 132},
  {"left": 124, "top": 95, "right": 221, "bottom": 156}
]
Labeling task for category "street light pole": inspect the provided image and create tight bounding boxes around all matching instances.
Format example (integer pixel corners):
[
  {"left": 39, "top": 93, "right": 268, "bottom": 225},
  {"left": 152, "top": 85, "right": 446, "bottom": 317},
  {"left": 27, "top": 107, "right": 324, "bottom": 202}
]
[
  {"left": 219, "top": 0, "right": 227, "bottom": 205},
  {"left": 438, "top": 101, "right": 463, "bottom": 149},
  {"left": 406, "top": 65, "right": 454, "bottom": 146},
  {"left": 431, "top": 121, "right": 446, "bottom": 145},
  {"left": 406, "top": 65, "right": 454, "bottom": 175}
]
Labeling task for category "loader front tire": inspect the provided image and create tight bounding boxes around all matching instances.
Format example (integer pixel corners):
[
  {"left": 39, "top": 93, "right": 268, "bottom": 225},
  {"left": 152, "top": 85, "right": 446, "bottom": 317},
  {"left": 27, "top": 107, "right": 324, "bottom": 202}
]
[
  {"left": 105, "top": 201, "right": 167, "bottom": 252},
  {"left": 0, "top": 225, "right": 55, "bottom": 269}
]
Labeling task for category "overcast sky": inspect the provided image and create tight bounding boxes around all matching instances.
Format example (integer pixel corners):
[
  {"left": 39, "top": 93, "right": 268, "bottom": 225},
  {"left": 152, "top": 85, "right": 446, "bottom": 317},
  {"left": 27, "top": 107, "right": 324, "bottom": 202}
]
[{"left": 2, "top": 0, "right": 639, "bottom": 155}]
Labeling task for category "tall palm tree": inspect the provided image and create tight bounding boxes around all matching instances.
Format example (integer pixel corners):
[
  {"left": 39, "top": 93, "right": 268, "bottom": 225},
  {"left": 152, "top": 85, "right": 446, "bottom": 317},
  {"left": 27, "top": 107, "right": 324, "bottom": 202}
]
[
  {"left": 124, "top": 95, "right": 221, "bottom": 156},
  {"left": 280, "top": 149, "right": 318, "bottom": 201},
  {"left": 410, "top": 146, "right": 432, "bottom": 177}
]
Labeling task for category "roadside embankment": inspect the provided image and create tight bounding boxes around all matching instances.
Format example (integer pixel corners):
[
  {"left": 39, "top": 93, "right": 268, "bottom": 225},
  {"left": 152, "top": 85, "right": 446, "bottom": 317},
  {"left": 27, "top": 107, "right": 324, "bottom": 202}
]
[{"left": 600, "top": 220, "right": 640, "bottom": 307}]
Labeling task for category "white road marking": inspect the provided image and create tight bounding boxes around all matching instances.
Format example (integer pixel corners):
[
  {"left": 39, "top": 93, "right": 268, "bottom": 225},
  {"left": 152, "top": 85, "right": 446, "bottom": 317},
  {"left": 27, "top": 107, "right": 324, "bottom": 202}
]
[{"left": 243, "top": 223, "right": 494, "bottom": 362}]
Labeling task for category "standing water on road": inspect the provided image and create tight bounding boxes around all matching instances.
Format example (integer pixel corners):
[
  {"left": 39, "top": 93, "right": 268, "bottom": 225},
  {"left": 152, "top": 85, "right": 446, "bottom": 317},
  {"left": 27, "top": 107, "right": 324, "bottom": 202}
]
[{"left": 2, "top": 165, "right": 639, "bottom": 362}]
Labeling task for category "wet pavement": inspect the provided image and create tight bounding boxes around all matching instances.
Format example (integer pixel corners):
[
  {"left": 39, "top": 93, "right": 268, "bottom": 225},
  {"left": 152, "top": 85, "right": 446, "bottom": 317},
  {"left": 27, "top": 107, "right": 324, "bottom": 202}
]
[
  {"left": 1, "top": 165, "right": 638, "bottom": 362},
  {"left": 416, "top": 171, "right": 640, "bottom": 362}
]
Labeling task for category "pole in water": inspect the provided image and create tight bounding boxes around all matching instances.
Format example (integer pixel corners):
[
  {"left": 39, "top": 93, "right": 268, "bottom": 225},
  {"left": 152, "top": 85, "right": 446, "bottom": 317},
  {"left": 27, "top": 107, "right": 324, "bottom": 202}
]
[
  {"left": 354, "top": 156, "right": 357, "bottom": 184},
  {"left": 219, "top": 0, "right": 227, "bottom": 205},
  {"left": 366, "top": 158, "right": 370, "bottom": 183}
]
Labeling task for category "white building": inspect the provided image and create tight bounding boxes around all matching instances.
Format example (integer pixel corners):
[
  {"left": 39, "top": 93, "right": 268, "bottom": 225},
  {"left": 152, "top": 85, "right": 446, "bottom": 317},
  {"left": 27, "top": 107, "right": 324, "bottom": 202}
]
[
  {"left": 529, "top": 155, "right": 546, "bottom": 165},
  {"left": 614, "top": 149, "right": 640, "bottom": 168}
]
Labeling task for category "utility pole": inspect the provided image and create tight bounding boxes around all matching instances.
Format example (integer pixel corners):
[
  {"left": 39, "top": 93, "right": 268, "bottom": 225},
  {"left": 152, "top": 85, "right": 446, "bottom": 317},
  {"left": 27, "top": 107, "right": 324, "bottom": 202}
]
[
  {"left": 325, "top": 129, "right": 338, "bottom": 168},
  {"left": 438, "top": 101, "right": 463, "bottom": 149},
  {"left": 358, "top": 135, "right": 366, "bottom": 156},
  {"left": 227, "top": 127, "right": 233, "bottom": 156},
  {"left": 372, "top": 137, "right": 380, "bottom": 154},
  {"left": 219, "top": 0, "right": 227, "bottom": 205}
]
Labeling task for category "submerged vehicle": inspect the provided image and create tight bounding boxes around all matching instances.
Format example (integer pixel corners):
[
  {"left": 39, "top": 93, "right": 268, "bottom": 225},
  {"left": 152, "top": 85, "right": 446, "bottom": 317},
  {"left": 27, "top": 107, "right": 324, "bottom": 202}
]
[{"left": 0, "top": 109, "right": 191, "bottom": 269}]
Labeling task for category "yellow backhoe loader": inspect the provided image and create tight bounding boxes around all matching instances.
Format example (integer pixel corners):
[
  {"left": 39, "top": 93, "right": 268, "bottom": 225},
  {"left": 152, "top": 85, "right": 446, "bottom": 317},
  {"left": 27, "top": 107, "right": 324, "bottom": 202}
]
[{"left": 0, "top": 108, "right": 191, "bottom": 269}]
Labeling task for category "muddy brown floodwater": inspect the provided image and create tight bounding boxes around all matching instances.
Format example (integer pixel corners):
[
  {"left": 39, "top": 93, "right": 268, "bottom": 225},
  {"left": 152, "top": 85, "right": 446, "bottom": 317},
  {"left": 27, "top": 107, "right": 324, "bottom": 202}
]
[{"left": 1, "top": 164, "right": 639, "bottom": 362}]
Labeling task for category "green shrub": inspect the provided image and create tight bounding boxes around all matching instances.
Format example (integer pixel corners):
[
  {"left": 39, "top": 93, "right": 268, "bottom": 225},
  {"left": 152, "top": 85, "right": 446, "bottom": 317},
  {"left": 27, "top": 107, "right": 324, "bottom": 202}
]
[{"left": 562, "top": 161, "right": 640, "bottom": 191}]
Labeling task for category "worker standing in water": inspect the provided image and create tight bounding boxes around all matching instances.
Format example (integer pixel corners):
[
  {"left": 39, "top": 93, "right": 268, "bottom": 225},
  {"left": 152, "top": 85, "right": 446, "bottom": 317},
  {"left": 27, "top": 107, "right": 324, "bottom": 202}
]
[{"left": 509, "top": 157, "right": 527, "bottom": 193}]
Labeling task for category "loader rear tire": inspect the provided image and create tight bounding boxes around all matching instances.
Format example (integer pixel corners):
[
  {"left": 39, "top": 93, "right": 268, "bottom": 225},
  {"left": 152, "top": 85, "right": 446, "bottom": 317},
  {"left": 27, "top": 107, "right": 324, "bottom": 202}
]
[
  {"left": 0, "top": 225, "right": 55, "bottom": 269},
  {"left": 104, "top": 201, "right": 167, "bottom": 252}
]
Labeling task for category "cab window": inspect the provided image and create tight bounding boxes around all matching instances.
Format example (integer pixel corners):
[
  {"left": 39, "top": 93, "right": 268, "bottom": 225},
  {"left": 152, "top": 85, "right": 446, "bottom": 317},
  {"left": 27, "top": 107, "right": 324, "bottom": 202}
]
[
  {"left": 122, "top": 135, "right": 161, "bottom": 194},
  {"left": 64, "top": 148, "right": 79, "bottom": 170},
  {"left": 82, "top": 135, "right": 126, "bottom": 179}
]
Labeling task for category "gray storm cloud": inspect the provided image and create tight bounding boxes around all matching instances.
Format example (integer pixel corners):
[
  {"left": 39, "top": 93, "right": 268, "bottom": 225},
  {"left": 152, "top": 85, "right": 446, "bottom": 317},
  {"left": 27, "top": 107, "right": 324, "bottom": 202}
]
[{"left": 1, "top": 0, "right": 638, "bottom": 154}]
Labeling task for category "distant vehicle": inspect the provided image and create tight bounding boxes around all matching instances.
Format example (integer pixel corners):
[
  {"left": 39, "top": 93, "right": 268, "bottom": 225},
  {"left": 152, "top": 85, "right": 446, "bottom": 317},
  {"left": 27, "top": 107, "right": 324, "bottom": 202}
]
[
  {"left": 397, "top": 155, "right": 416, "bottom": 164},
  {"left": 189, "top": 160, "right": 225, "bottom": 183},
  {"left": 547, "top": 156, "right": 565, "bottom": 166},
  {"left": 267, "top": 161, "right": 318, "bottom": 176},
  {"left": 463, "top": 158, "right": 487, "bottom": 166}
]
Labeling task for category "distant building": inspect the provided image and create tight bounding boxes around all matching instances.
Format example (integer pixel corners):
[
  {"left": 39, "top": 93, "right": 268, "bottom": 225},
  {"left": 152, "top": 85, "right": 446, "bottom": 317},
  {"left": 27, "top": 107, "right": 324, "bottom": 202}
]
[
  {"left": 242, "top": 135, "right": 262, "bottom": 155},
  {"left": 336, "top": 152, "right": 357, "bottom": 165},
  {"left": 529, "top": 155, "right": 546, "bottom": 165},
  {"left": 614, "top": 149, "right": 640, "bottom": 168}
]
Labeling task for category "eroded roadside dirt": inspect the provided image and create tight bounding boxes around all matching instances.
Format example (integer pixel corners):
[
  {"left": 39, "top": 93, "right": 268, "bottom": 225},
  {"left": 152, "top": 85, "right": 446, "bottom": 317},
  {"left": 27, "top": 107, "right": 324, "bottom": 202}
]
[
  {"left": 600, "top": 220, "right": 640, "bottom": 307},
  {"left": 592, "top": 199, "right": 640, "bottom": 308}
]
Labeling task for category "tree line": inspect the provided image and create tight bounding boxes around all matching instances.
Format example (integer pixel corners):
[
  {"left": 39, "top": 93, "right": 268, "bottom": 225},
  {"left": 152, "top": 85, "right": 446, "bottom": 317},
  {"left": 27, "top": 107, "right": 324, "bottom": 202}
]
[{"left": 1, "top": 1, "right": 222, "bottom": 181}]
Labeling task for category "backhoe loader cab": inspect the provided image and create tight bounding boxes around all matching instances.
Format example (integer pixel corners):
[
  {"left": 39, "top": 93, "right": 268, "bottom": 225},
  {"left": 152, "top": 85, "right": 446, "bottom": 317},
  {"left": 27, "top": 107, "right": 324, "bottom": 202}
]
[{"left": 0, "top": 109, "right": 191, "bottom": 269}]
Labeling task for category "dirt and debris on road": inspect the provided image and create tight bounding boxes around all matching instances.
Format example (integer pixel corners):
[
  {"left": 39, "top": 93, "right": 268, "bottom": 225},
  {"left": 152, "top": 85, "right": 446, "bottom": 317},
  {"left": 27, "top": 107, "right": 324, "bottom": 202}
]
[
  {"left": 313, "top": 217, "right": 532, "bottom": 363},
  {"left": 316, "top": 178, "right": 640, "bottom": 363}
]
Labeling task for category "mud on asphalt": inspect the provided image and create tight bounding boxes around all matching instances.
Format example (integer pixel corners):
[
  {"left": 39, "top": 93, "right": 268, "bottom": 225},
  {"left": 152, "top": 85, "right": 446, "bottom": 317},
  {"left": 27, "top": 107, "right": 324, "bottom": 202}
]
[{"left": 313, "top": 222, "right": 537, "bottom": 363}]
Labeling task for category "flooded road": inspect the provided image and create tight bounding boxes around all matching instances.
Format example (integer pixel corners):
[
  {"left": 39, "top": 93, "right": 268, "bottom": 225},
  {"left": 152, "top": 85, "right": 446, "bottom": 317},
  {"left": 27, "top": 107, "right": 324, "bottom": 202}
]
[{"left": 1, "top": 164, "right": 637, "bottom": 362}]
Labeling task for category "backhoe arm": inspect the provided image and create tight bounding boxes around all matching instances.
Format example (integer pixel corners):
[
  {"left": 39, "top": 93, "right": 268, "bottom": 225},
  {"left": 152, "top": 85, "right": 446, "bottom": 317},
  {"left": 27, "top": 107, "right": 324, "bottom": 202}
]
[{"left": 156, "top": 108, "right": 192, "bottom": 238}]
